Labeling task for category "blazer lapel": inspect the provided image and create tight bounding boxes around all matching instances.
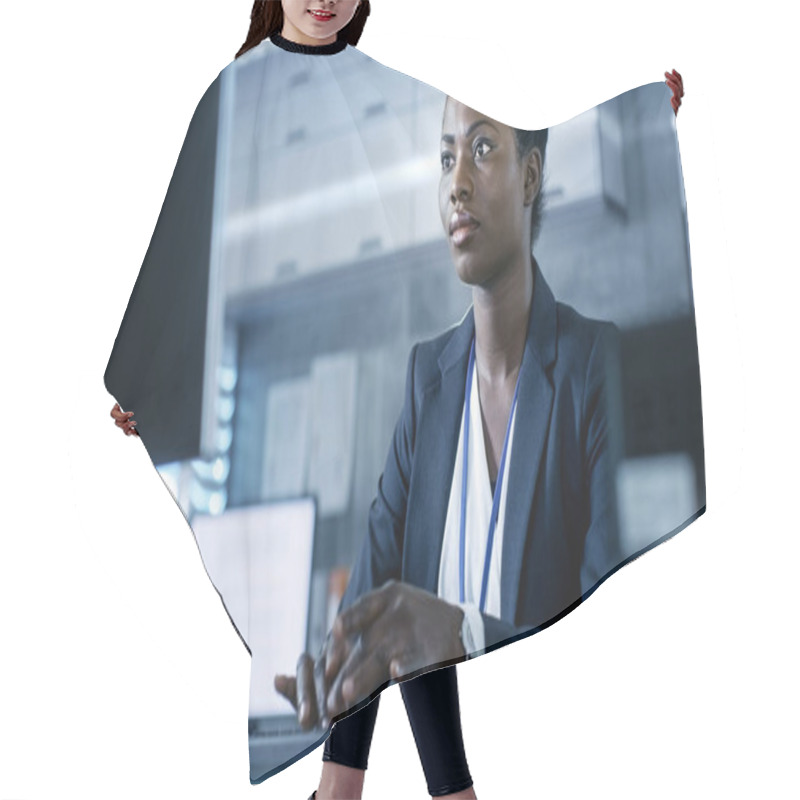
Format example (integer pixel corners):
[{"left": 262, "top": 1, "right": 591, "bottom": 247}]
[
  {"left": 404, "top": 261, "right": 557, "bottom": 624},
  {"left": 501, "top": 262, "right": 557, "bottom": 623},
  {"left": 404, "top": 308, "right": 474, "bottom": 594}
]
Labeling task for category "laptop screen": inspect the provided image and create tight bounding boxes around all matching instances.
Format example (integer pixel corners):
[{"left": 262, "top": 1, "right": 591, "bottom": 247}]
[{"left": 191, "top": 497, "right": 316, "bottom": 719}]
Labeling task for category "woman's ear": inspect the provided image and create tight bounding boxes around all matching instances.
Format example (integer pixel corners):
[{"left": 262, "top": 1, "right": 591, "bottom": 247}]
[{"left": 524, "top": 148, "right": 543, "bottom": 206}]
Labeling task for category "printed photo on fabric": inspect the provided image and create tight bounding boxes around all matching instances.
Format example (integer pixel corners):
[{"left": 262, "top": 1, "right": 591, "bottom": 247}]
[{"left": 104, "top": 34, "right": 705, "bottom": 784}]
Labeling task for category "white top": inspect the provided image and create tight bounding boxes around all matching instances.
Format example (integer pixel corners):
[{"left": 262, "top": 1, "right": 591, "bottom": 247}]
[{"left": 437, "top": 359, "right": 518, "bottom": 657}]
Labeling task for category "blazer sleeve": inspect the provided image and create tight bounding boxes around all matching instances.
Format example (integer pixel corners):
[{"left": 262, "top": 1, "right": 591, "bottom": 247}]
[
  {"left": 339, "top": 343, "right": 419, "bottom": 611},
  {"left": 578, "top": 321, "right": 623, "bottom": 595},
  {"left": 479, "top": 321, "right": 622, "bottom": 651}
]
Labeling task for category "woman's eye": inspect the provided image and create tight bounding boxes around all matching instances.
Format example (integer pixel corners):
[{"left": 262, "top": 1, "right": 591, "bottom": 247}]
[
  {"left": 441, "top": 152, "right": 454, "bottom": 171},
  {"left": 474, "top": 140, "right": 492, "bottom": 159}
]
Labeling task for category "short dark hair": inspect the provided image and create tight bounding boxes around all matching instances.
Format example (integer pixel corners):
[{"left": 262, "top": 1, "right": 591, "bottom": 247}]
[{"left": 513, "top": 127, "right": 548, "bottom": 250}]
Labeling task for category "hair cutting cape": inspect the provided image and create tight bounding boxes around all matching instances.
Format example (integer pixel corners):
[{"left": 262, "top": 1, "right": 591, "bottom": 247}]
[{"left": 105, "top": 34, "right": 705, "bottom": 784}]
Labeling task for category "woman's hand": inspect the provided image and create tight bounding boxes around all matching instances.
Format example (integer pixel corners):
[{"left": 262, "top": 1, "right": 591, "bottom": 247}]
[
  {"left": 274, "top": 581, "right": 466, "bottom": 728},
  {"left": 274, "top": 623, "right": 368, "bottom": 730},
  {"left": 110, "top": 402, "right": 138, "bottom": 436},
  {"left": 665, "top": 69, "right": 684, "bottom": 116},
  {"left": 322, "top": 581, "right": 465, "bottom": 720}
]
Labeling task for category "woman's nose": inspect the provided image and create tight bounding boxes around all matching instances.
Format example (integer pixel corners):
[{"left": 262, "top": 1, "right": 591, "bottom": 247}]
[{"left": 449, "top": 161, "right": 472, "bottom": 205}]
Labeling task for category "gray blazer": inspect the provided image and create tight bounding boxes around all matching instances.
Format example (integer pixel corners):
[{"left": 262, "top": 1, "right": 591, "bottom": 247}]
[{"left": 341, "top": 261, "right": 622, "bottom": 652}]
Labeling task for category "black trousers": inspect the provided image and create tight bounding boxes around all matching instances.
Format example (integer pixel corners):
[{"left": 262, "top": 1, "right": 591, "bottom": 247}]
[{"left": 322, "top": 664, "right": 473, "bottom": 797}]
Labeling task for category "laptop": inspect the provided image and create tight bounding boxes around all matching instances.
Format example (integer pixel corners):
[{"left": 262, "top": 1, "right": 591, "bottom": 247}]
[{"left": 190, "top": 497, "right": 326, "bottom": 780}]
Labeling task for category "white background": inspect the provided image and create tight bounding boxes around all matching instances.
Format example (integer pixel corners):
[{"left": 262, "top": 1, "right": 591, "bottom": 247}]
[{"left": 1, "top": 1, "right": 797, "bottom": 798}]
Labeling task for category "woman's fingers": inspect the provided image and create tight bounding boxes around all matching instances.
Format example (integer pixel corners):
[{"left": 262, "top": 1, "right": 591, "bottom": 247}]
[
  {"left": 326, "top": 638, "right": 363, "bottom": 717},
  {"left": 295, "top": 652, "right": 319, "bottom": 730},
  {"left": 274, "top": 673, "right": 298, "bottom": 708},
  {"left": 110, "top": 403, "right": 138, "bottom": 435},
  {"left": 326, "top": 637, "right": 391, "bottom": 720},
  {"left": 314, "top": 655, "right": 326, "bottom": 727},
  {"left": 335, "top": 590, "right": 387, "bottom": 638},
  {"left": 121, "top": 419, "right": 138, "bottom": 436},
  {"left": 665, "top": 69, "right": 684, "bottom": 117},
  {"left": 667, "top": 79, "right": 683, "bottom": 100},
  {"left": 336, "top": 581, "right": 402, "bottom": 640},
  {"left": 665, "top": 69, "right": 684, "bottom": 97},
  {"left": 340, "top": 666, "right": 378, "bottom": 709},
  {"left": 325, "top": 589, "right": 389, "bottom": 682},
  {"left": 388, "top": 650, "right": 418, "bottom": 681},
  {"left": 276, "top": 655, "right": 324, "bottom": 730},
  {"left": 324, "top": 626, "right": 358, "bottom": 684}
]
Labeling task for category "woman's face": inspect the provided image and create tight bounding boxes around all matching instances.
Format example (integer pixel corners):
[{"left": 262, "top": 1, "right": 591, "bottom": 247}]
[
  {"left": 281, "top": 0, "right": 361, "bottom": 45},
  {"left": 439, "top": 99, "right": 541, "bottom": 287}
]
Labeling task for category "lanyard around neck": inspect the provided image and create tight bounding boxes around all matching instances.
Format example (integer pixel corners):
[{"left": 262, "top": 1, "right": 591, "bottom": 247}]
[{"left": 459, "top": 337, "right": 522, "bottom": 613}]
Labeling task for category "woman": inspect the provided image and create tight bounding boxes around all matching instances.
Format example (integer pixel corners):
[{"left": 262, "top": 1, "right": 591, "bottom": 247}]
[
  {"left": 109, "top": 3, "right": 686, "bottom": 799},
  {"left": 275, "top": 94, "right": 621, "bottom": 800}
]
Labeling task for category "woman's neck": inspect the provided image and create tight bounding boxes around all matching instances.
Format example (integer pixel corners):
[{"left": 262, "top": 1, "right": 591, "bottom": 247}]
[{"left": 471, "top": 257, "right": 534, "bottom": 386}]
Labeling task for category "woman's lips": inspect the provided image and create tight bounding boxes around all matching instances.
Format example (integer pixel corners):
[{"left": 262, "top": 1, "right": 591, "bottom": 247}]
[
  {"left": 450, "top": 211, "right": 480, "bottom": 247},
  {"left": 308, "top": 9, "right": 335, "bottom": 22},
  {"left": 451, "top": 222, "right": 479, "bottom": 247}
]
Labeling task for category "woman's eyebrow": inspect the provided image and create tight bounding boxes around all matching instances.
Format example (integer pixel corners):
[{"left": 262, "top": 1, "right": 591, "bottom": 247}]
[{"left": 441, "top": 119, "right": 499, "bottom": 145}]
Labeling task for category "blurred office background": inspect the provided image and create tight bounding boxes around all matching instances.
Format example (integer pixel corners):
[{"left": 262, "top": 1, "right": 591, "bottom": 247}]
[{"left": 145, "top": 48, "right": 703, "bottom": 760}]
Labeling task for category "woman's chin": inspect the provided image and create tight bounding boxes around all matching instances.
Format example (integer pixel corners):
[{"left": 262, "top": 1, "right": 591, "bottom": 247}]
[{"left": 453, "top": 255, "right": 490, "bottom": 288}]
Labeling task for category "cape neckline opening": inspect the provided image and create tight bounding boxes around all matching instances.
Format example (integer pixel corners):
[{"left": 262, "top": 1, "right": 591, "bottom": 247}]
[{"left": 269, "top": 32, "right": 348, "bottom": 55}]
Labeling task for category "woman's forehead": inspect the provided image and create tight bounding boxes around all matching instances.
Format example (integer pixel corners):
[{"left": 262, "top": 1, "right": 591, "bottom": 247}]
[{"left": 442, "top": 98, "right": 509, "bottom": 138}]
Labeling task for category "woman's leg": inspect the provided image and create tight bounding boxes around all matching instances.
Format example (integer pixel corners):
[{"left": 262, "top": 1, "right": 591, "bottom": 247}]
[
  {"left": 400, "top": 665, "right": 475, "bottom": 798},
  {"left": 318, "top": 666, "right": 474, "bottom": 799},
  {"left": 317, "top": 695, "right": 381, "bottom": 799}
]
